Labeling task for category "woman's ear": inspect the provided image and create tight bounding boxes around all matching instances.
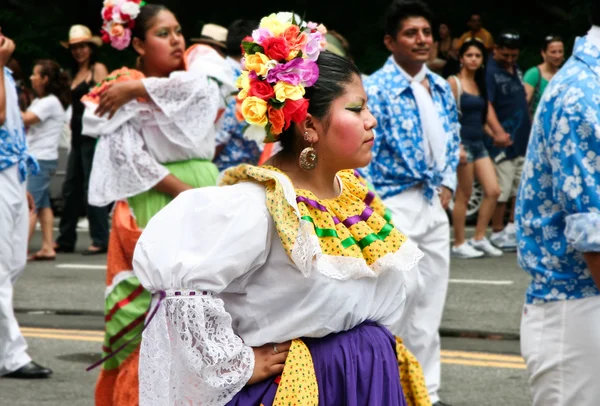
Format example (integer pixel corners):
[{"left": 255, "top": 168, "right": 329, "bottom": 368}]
[
  {"left": 132, "top": 37, "right": 145, "bottom": 57},
  {"left": 299, "top": 113, "right": 321, "bottom": 144}
]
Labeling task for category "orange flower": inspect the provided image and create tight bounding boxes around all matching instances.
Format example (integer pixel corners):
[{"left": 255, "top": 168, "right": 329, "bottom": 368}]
[
  {"left": 235, "top": 98, "right": 244, "bottom": 122},
  {"left": 284, "top": 26, "right": 308, "bottom": 51},
  {"left": 268, "top": 106, "right": 285, "bottom": 135},
  {"left": 110, "top": 23, "right": 124, "bottom": 37}
]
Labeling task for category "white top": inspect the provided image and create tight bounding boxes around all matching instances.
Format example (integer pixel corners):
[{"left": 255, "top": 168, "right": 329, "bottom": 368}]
[
  {"left": 132, "top": 173, "right": 423, "bottom": 405},
  {"left": 81, "top": 45, "right": 235, "bottom": 206},
  {"left": 26, "top": 95, "right": 66, "bottom": 160}
]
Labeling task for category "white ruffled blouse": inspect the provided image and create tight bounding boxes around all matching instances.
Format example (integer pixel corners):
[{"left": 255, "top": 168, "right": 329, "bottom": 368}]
[{"left": 132, "top": 170, "right": 423, "bottom": 405}]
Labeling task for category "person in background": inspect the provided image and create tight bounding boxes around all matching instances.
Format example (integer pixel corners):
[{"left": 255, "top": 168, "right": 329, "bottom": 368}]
[
  {"left": 485, "top": 30, "right": 530, "bottom": 251},
  {"left": 7, "top": 58, "right": 34, "bottom": 111},
  {"left": 364, "top": 1, "right": 460, "bottom": 404},
  {"left": 517, "top": 2, "right": 600, "bottom": 404},
  {"left": 23, "top": 60, "right": 69, "bottom": 261},
  {"left": 428, "top": 22, "right": 460, "bottom": 77},
  {"left": 0, "top": 31, "right": 52, "bottom": 380},
  {"left": 213, "top": 18, "right": 262, "bottom": 172},
  {"left": 190, "top": 23, "right": 228, "bottom": 57},
  {"left": 457, "top": 12, "right": 494, "bottom": 50},
  {"left": 448, "top": 40, "right": 502, "bottom": 259},
  {"left": 523, "top": 35, "right": 564, "bottom": 117},
  {"left": 54, "top": 25, "right": 109, "bottom": 255}
]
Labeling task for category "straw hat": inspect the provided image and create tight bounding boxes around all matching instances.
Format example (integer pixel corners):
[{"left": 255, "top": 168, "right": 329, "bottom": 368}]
[
  {"left": 191, "top": 23, "right": 228, "bottom": 49},
  {"left": 60, "top": 25, "right": 103, "bottom": 48}
]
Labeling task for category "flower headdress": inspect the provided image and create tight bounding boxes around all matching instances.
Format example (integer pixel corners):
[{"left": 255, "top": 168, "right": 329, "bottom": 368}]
[
  {"left": 100, "top": 0, "right": 145, "bottom": 50},
  {"left": 236, "top": 12, "right": 327, "bottom": 143}
]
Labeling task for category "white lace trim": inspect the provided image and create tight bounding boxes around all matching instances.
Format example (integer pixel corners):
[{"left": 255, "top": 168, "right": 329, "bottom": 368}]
[
  {"left": 139, "top": 294, "right": 254, "bottom": 406},
  {"left": 265, "top": 169, "right": 424, "bottom": 280}
]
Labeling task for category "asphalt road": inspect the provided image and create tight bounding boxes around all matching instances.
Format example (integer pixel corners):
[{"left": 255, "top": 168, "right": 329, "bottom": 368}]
[{"left": 0, "top": 225, "right": 533, "bottom": 406}]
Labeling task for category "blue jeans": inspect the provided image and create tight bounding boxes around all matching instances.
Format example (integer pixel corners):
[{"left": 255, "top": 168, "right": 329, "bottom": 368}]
[
  {"left": 27, "top": 159, "right": 58, "bottom": 212},
  {"left": 462, "top": 139, "right": 489, "bottom": 163}
]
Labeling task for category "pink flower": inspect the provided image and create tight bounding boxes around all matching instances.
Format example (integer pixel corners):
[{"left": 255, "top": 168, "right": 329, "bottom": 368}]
[
  {"left": 304, "top": 31, "right": 323, "bottom": 61},
  {"left": 266, "top": 58, "right": 319, "bottom": 87},
  {"left": 306, "top": 22, "right": 318, "bottom": 30},
  {"left": 110, "top": 27, "right": 131, "bottom": 50},
  {"left": 251, "top": 28, "right": 273, "bottom": 46}
]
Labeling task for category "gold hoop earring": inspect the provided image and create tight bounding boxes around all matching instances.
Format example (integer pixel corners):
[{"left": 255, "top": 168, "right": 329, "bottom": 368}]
[{"left": 299, "top": 144, "right": 318, "bottom": 171}]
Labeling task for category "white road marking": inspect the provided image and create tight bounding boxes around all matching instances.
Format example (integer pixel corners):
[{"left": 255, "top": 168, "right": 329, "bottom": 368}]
[
  {"left": 449, "top": 279, "right": 514, "bottom": 285},
  {"left": 56, "top": 264, "right": 106, "bottom": 270}
]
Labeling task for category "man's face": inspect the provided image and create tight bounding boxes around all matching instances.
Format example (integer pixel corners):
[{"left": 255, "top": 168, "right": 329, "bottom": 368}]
[
  {"left": 468, "top": 14, "right": 482, "bottom": 32},
  {"left": 494, "top": 46, "right": 520, "bottom": 68},
  {"left": 384, "top": 17, "right": 433, "bottom": 66}
]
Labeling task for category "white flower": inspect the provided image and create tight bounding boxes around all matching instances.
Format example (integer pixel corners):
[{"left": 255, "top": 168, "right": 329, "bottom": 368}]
[
  {"left": 243, "top": 124, "right": 267, "bottom": 146},
  {"left": 542, "top": 225, "right": 558, "bottom": 240},
  {"left": 563, "top": 175, "right": 583, "bottom": 199},
  {"left": 121, "top": 1, "right": 141, "bottom": 18},
  {"left": 563, "top": 140, "right": 576, "bottom": 157},
  {"left": 524, "top": 184, "right": 536, "bottom": 200},
  {"left": 539, "top": 173, "right": 553, "bottom": 188}
]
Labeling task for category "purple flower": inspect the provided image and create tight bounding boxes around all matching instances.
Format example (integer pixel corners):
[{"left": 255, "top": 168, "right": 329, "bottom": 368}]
[
  {"left": 306, "top": 22, "right": 318, "bottom": 30},
  {"left": 266, "top": 58, "right": 319, "bottom": 87},
  {"left": 304, "top": 31, "right": 323, "bottom": 61},
  {"left": 252, "top": 28, "right": 273, "bottom": 45}
]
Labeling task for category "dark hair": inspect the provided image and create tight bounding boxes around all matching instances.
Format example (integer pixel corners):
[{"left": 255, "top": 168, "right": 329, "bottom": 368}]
[
  {"left": 131, "top": 4, "right": 169, "bottom": 41},
  {"left": 497, "top": 30, "right": 521, "bottom": 49},
  {"left": 279, "top": 51, "right": 361, "bottom": 155},
  {"left": 384, "top": 0, "right": 434, "bottom": 37},
  {"left": 468, "top": 12, "right": 482, "bottom": 21},
  {"left": 458, "top": 40, "right": 488, "bottom": 124},
  {"left": 35, "top": 60, "right": 71, "bottom": 109},
  {"left": 542, "top": 35, "right": 563, "bottom": 51},
  {"left": 226, "top": 19, "right": 258, "bottom": 57},
  {"left": 68, "top": 42, "right": 99, "bottom": 76},
  {"left": 590, "top": 0, "right": 600, "bottom": 26}
]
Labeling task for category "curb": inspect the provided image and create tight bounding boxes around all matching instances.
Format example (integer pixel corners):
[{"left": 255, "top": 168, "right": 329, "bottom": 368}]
[{"left": 440, "top": 327, "right": 520, "bottom": 341}]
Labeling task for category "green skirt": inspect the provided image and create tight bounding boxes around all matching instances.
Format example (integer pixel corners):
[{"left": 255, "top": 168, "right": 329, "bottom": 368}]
[{"left": 127, "top": 159, "right": 219, "bottom": 228}]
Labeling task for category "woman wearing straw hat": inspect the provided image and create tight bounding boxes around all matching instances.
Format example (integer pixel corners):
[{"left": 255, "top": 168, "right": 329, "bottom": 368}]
[{"left": 54, "top": 25, "right": 110, "bottom": 256}]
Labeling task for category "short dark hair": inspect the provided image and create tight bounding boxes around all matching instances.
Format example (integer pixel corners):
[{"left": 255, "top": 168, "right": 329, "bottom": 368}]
[
  {"left": 279, "top": 51, "right": 361, "bottom": 156},
  {"left": 226, "top": 19, "right": 258, "bottom": 57},
  {"left": 384, "top": 0, "right": 434, "bottom": 37},
  {"left": 497, "top": 30, "right": 521, "bottom": 49},
  {"left": 469, "top": 12, "right": 482, "bottom": 21},
  {"left": 589, "top": 0, "right": 600, "bottom": 26}
]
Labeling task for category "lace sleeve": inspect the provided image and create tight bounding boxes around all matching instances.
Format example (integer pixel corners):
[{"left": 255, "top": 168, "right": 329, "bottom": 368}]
[
  {"left": 88, "top": 120, "right": 169, "bottom": 207},
  {"left": 140, "top": 291, "right": 254, "bottom": 406}
]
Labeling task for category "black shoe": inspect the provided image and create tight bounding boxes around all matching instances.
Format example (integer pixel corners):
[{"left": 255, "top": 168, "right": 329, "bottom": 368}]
[
  {"left": 3, "top": 361, "right": 52, "bottom": 379},
  {"left": 433, "top": 402, "right": 452, "bottom": 406},
  {"left": 54, "top": 244, "right": 74, "bottom": 253},
  {"left": 81, "top": 246, "right": 108, "bottom": 256}
]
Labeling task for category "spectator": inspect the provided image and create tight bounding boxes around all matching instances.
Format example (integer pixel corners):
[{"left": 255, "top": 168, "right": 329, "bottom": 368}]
[
  {"left": 213, "top": 18, "right": 262, "bottom": 172},
  {"left": 517, "top": 2, "right": 600, "bottom": 404},
  {"left": 23, "top": 60, "right": 69, "bottom": 261},
  {"left": 448, "top": 40, "right": 502, "bottom": 258},
  {"left": 7, "top": 58, "right": 34, "bottom": 111},
  {"left": 191, "top": 23, "right": 228, "bottom": 57},
  {"left": 457, "top": 12, "right": 494, "bottom": 50},
  {"left": 485, "top": 30, "right": 531, "bottom": 251},
  {"left": 0, "top": 31, "right": 52, "bottom": 379},
  {"left": 428, "top": 22, "right": 460, "bottom": 77},
  {"left": 55, "top": 25, "right": 109, "bottom": 255},
  {"left": 523, "top": 35, "right": 564, "bottom": 116},
  {"left": 364, "top": 1, "right": 460, "bottom": 404}
]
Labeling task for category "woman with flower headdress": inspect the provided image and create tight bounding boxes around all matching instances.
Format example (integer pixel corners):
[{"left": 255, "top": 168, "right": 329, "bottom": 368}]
[
  {"left": 80, "top": 2, "right": 235, "bottom": 405},
  {"left": 132, "top": 12, "right": 431, "bottom": 406}
]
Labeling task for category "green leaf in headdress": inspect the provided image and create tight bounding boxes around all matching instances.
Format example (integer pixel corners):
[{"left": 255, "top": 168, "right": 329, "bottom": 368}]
[{"left": 242, "top": 41, "right": 264, "bottom": 55}]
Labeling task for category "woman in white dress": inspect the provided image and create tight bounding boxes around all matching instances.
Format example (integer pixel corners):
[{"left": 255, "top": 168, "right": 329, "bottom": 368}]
[{"left": 132, "top": 13, "right": 432, "bottom": 406}]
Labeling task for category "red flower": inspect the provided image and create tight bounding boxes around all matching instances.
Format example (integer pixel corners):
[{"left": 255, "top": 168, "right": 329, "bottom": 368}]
[
  {"left": 248, "top": 79, "right": 275, "bottom": 101},
  {"left": 100, "top": 30, "right": 110, "bottom": 44},
  {"left": 102, "top": 6, "right": 113, "bottom": 21},
  {"left": 268, "top": 106, "right": 285, "bottom": 135},
  {"left": 127, "top": 20, "right": 135, "bottom": 29},
  {"left": 261, "top": 37, "right": 290, "bottom": 61},
  {"left": 120, "top": 12, "right": 131, "bottom": 22},
  {"left": 282, "top": 98, "right": 309, "bottom": 129}
]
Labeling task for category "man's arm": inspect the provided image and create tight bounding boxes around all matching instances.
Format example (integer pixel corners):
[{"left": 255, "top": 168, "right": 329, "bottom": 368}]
[
  {"left": 0, "top": 37, "right": 15, "bottom": 125},
  {"left": 584, "top": 253, "right": 600, "bottom": 290}
]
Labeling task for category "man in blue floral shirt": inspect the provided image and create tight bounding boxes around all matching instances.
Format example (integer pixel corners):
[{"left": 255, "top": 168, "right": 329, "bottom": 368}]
[
  {"left": 213, "top": 19, "right": 262, "bottom": 172},
  {"left": 363, "top": 1, "right": 459, "bottom": 404},
  {"left": 516, "top": 4, "right": 600, "bottom": 403},
  {"left": 0, "top": 34, "right": 52, "bottom": 379}
]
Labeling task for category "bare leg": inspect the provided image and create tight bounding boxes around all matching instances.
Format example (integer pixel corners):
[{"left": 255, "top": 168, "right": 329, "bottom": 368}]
[
  {"left": 28, "top": 212, "right": 38, "bottom": 243},
  {"left": 37, "top": 208, "right": 56, "bottom": 256},
  {"left": 473, "top": 157, "right": 501, "bottom": 240},
  {"left": 492, "top": 202, "right": 507, "bottom": 232},
  {"left": 452, "top": 162, "right": 474, "bottom": 246}
]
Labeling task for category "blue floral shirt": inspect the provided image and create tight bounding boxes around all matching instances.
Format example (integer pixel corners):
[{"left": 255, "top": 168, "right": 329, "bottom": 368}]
[
  {"left": 213, "top": 58, "right": 261, "bottom": 172},
  {"left": 363, "top": 57, "right": 460, "bottom": 201},
  {"left": 516, "top": 36, "right": 600, "bottom": 304},
  {"left": 0, "top": 67, "right": 37, "bottom": 182}
]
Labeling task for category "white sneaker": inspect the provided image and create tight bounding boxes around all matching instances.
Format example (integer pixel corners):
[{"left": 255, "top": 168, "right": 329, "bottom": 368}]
[
  {"left": 490, "top": 229, "right": 517, "bottom": 251},
  {"left": 77, "top": 218, "right": 89, "bottom": 230},
  {"left": 504, "top": 222, "right": 516, "bottom": 237},
  {"left": 452, "top": 243, "right": 484, "bottom": 259},
  {"left": 469, "top": 237, "right": 504, "bottom": 257}
]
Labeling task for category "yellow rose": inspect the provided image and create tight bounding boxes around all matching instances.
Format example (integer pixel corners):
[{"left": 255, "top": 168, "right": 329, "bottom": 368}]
[
  {"left": 236, "top": 71, "right": 250, "bottom": 99},
  {"left": 259, "top": 13, "right": 291, "bottom": 36},
  {"left": 274, "top": 82, "right": 305, "bottom": 102},
  {"left": 241, "top": 96, "right": 268, "bottom": 126},
  {"left": 286, "top": 50, "right": 299, "bottom": 61},
  {"left": 245, "top": 53, "right": 270, "bottom": 77}
]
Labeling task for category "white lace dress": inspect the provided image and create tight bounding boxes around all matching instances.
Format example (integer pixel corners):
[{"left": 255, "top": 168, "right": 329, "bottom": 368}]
[
  {"left": 81, "top": 45, "right": 234, "bottom": 206},
  {"left": 132, "top": 169, "right": 424, "bottom": 405}
]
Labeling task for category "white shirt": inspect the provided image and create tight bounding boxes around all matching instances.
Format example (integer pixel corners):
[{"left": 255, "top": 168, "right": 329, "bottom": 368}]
[{"left": 25, "top": 95, "right": 66, "bottom": 161}]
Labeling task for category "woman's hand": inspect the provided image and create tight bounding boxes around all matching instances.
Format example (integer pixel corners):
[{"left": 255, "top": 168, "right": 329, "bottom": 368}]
[
  {"left": 247, "top": 341, "right": 291, "bottom": 385},
  {"left": 459, "top": 144, "right": 468, "bottom": 165},
  {"left": 95, "top": 80, "right": 145, "bottom": 119}
]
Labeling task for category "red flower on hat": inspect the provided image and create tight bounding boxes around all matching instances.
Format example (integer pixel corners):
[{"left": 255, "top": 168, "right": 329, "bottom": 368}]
[
  {"left": 282, "top": 98, "right": 309, "bottom": 130},
  {"left": 100, "top": 29, "right": 110, "bottom": 44},
  {"left": 262, "top": 37, "right": 290, "bottom": 62},
  {"left": 248, "top": 79, "right": 275, "bottom": 101},
  {"left": 103, "top": 6, "right": 114, "bottom": 21}
]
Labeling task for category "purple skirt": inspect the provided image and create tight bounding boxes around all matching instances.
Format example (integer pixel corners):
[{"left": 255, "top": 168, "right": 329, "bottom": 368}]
[{"left": 228, "top": 321, "right": 407, "bottom": 405}]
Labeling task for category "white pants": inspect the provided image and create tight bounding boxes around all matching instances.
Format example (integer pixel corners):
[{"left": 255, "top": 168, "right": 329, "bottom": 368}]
[
  {"left": 521, "top": 295, "right": 600, "bottom": 406},
  {"left": 384, "top": 188, "right": 450, "bottom": 404},
  {"left": 0, "top": 165, "right": 31, "bottom": 375}
]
